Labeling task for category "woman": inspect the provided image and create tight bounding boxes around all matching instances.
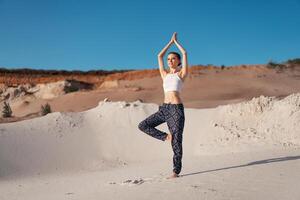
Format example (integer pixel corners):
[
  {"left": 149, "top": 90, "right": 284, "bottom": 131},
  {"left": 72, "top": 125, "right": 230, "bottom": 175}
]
[{"left": 138, "top": 32, "right": 188, "bottom": 179}]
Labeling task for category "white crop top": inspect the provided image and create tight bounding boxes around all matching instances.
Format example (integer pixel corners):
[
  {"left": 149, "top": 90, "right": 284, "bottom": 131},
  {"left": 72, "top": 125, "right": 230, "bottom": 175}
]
[{"left": 163, "top": 72, "right": 183, "bottom": 93}]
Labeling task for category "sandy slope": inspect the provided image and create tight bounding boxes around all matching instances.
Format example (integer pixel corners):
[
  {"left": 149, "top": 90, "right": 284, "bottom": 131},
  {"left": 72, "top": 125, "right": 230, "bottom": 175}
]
[
  {"left": 3, "top": 66, "right": 300, "bottom": 123},
  {"left": 0, "top": 93, "right": 300, "bottom": 199}
]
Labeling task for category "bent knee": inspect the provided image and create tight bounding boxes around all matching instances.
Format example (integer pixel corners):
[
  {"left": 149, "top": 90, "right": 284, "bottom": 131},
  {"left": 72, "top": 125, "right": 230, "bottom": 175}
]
[{"left": 138, "top": 121, "right": 146, "bottom": 131}]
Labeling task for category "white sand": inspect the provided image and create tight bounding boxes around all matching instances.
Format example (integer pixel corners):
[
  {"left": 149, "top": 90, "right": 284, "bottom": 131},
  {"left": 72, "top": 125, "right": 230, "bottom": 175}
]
[{"left": 1, "top": 93, "right": 300, "bottom": 200}]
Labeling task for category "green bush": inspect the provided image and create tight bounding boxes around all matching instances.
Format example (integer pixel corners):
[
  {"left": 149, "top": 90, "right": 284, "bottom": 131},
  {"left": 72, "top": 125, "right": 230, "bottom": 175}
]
[
  {"left": 2, "top": 101, "right": 12, "bottom": 118},
  {"left": 266, "top": 60, "right": 285, "bottom": 70},
  {"left": 286, "top": 58, "right": 300, "bottom": 65},
  {"left": 41, "top": 103, "right": 52, "bottom": 116}
]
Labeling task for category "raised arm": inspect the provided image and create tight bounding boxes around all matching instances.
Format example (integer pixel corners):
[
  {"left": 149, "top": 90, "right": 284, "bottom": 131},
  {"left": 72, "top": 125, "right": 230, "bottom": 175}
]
[
  {"left": 173, "top": 33, "right": 188, "bottom": 80},
  {"left": 157, "top": 34, "right": 175, "bottom": 79}
]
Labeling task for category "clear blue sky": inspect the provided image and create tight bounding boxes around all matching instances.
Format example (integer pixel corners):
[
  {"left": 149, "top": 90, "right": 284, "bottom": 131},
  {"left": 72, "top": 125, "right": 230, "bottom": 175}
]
[{"left": 1, "top": 0, "right": 300, "bottom": 71}]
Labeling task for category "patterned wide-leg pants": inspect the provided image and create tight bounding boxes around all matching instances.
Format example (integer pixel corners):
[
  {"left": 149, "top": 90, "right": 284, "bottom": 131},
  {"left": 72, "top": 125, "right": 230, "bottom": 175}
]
[{"left": 138, "top": 103, "right": 185, "bottom": 175}]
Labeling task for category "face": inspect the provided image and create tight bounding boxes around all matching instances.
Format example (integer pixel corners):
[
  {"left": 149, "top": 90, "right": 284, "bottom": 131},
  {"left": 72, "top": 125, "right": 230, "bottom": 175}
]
[{"left": 167, "top": 54, "right": 180, "bottom": 69}]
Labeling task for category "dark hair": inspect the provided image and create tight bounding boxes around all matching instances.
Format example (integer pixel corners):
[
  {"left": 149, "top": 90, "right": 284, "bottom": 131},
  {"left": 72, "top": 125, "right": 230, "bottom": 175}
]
[{"left": 168, "top": 52, "right": 182, "bottom": 66}]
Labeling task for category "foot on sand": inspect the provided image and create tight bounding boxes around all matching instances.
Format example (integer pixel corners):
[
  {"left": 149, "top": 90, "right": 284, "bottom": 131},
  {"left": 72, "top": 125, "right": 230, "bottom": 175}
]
[{"left": 166, "top": 172, "right": 179, "bottom": 179}]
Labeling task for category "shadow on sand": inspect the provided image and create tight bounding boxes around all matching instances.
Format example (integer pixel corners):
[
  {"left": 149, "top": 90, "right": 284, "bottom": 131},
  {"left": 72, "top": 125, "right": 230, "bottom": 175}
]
[{"left": 180, "top": 155, "right": 300, "bottom": 178}]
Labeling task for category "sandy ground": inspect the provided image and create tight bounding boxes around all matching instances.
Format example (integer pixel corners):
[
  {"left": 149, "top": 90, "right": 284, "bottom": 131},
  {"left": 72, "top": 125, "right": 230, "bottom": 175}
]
[
  {"left": 1, "top": 149, "right": 299, "bottom": 200},
  {"left": 1, "top": 93, "right": 300, "bottom": 200}
]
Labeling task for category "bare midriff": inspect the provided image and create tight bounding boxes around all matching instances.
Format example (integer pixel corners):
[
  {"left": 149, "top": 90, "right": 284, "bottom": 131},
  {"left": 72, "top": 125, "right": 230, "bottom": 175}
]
[{"left": 164, "top": 91, "right": 182, "bottom": 104}]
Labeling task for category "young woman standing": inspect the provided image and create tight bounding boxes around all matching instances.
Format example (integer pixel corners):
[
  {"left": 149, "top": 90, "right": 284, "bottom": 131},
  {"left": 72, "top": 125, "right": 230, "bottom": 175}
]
[{"left": 138, "top": 32, "right": 188, "bottom": 179}]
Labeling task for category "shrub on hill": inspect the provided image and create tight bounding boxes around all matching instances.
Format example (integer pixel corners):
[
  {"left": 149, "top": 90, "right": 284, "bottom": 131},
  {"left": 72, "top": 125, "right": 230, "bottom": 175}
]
[
  {"left": 41, "top": 103, "right": 52, "bottom": 116},
  {"left": 2, "top": 101, "right": 12, "bottom": 118}
]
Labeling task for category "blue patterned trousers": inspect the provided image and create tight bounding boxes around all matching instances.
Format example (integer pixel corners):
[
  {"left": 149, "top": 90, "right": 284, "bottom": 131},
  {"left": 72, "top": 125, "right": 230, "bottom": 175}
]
[{"left": 138, "top": 103, "right": 185, "bottom": 174}]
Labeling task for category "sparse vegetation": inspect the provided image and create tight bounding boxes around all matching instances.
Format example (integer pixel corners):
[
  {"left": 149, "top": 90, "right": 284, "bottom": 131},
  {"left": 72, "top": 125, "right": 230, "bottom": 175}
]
[
  {"left": 286, "top": 58, "right": 300, "bottom": 65},
  {"left": 221, "top": 65, "right": 225, "bottom": 70},
  {"left": 266, "top": 58, "right": 300, "bottom": 71},
  {"left": 2, "top": 101, "right": 12, "bottom": 118},
  {"left": 266, "top": 60, "right": 286, "bottom": 70},
  {"left": 0, "top": 67, "right": 134, "bottom": 86},
  {"left": 41, "top": 103, "right": 52, "bottom": 116},
  {"left": 0, "top": 68, "right": 132, "bottom": 76}
]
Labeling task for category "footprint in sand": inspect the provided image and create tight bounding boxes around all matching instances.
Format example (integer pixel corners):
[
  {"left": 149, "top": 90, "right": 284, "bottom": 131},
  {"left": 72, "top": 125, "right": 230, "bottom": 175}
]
[
  {"left": 109, "top": 174, "right": 173, "bottom": 186},
  {"left": 120, "top": 178, "right": 145, "bottom": 186}
]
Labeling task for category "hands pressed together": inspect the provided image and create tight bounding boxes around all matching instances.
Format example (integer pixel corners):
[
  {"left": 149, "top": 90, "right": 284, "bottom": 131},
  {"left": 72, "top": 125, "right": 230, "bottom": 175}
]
[{"left": 170, "top": 32, "right": 178, "bottom": 43}]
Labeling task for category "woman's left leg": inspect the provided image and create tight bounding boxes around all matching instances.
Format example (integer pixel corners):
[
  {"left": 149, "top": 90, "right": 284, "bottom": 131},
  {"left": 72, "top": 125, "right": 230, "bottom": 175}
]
[{"left": 138, "top": 106, "right": 168, "bottom": 141}]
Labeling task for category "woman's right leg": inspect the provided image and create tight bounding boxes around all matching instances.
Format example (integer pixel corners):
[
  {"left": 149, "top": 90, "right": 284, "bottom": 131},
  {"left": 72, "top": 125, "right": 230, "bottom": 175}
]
[
  {"left": 138, "top": 107, "right": 168, "bottom": 141},
  {"left": 165, "top": 104, "right": 185, "bottom": 175}
]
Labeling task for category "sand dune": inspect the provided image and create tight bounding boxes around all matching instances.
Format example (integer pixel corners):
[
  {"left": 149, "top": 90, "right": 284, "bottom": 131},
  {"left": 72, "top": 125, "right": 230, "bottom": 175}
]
[{"left": 1, "top": 93, "right": 299, "bottom": 184}]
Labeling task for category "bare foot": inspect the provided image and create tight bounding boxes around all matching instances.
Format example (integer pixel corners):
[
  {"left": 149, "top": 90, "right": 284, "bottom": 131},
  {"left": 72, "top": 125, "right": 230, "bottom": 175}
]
[
  {"left": 165, "top": 133, "right": 172, "bottom": 142},
  {"left": 166, "top": 172, "right": 179, "bottom": 179}
]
